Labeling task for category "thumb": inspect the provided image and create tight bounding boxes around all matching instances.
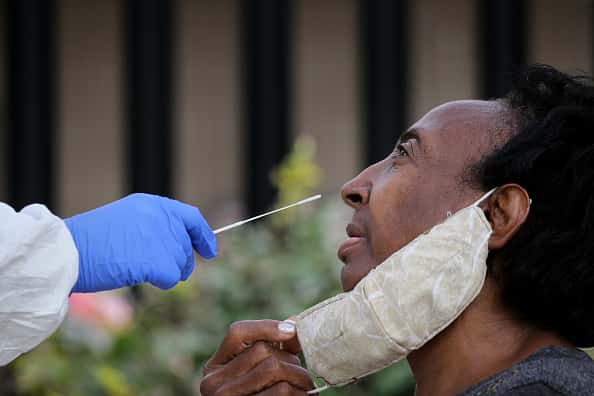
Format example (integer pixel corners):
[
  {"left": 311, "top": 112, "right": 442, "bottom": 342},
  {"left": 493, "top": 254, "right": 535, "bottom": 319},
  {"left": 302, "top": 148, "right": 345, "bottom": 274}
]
[
  {"left": 281, "top": 318, "right": 302, "bottom": 354},
  {"left": 172, "top": 200, "right": 217, "bottom": 259}
]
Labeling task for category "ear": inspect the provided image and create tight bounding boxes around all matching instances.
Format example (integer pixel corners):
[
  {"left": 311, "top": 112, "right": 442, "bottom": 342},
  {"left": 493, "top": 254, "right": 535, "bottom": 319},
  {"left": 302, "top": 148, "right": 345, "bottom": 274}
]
[{"left": 479, "top": 184, "right": 531, "bottom": 250}]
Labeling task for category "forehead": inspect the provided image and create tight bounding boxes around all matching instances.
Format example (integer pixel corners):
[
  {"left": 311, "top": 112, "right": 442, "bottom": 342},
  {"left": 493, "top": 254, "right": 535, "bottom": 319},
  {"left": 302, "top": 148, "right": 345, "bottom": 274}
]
[{"left": 409, "top": 100, "right": 509, "bottom": 162}]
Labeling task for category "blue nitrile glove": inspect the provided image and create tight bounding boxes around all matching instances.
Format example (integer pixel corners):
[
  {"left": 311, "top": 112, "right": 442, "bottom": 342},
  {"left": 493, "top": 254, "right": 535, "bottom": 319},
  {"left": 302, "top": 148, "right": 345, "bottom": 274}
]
[{"left": 65, "top": 193, "right": 217, "bottom": 293}]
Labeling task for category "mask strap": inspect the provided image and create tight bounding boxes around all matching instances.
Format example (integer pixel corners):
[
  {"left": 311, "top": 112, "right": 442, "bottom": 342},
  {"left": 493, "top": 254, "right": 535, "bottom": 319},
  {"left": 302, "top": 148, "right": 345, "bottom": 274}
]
[
  {"left": 306, "top": 373, "right": 334, "bottom": 394},
  {"left": 307, "top": 385, "right": 330, "bottom": 394},
  {"left": 471, "top": 187, "right": 533, "bottom": 208},
  {"left": 472, "top": 187, "right": 498, "bottom": 207}
]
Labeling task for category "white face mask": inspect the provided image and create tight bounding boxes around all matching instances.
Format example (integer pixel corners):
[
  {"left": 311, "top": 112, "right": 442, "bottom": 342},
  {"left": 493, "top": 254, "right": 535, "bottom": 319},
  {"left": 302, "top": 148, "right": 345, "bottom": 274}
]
[{"left": 295, "top": 189, "right": 497, "bottom": 393}]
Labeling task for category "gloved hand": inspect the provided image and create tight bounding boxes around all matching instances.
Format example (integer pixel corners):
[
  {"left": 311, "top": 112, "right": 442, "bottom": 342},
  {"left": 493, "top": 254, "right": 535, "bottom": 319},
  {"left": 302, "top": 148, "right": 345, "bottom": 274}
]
[{"left": 65, "top": 193, "right": 217, "bottom": 293}]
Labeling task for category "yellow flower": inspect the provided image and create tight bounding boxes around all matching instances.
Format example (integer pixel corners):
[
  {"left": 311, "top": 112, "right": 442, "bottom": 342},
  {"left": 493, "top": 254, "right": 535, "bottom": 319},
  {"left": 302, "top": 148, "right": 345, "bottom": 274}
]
[{"left": 271, "top": 135, "right": 322, "bottom": 227}]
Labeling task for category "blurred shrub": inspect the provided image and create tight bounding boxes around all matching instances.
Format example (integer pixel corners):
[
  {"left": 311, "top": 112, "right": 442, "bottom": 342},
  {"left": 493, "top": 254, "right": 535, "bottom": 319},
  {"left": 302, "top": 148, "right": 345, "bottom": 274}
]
[{"left": 12, "top": 136, "right": 414, "bottom": 396}]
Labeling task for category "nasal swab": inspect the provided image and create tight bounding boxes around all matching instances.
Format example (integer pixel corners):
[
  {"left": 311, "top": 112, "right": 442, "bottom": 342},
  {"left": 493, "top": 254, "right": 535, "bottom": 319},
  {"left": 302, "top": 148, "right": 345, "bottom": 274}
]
[{"left": 214, "top": 194, "right": 322, "bottom": 234}]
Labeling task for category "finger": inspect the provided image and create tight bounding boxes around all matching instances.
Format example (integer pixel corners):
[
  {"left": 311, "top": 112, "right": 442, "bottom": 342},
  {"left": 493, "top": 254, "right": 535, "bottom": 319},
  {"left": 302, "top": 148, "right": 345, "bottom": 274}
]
[
  {"left": 209, "top": 320, "right": 297, "bottom": 366},
  {"left": 173, "top": 200, "right": 217, "bottom": 259},
  {"left": 279, "top": 337, "right": 301, "bottom": 355},
  {"left": 212, "top": 357, "right": 314, "bottom": 395},
  {"left": 201, "top": 342, "right": 300, "bottom": 392},
  {"left": 161, "top": 199, "right": 196, "bottom": 280},
  {"left": 149, "top": 255, "right": 181, "bottom": 290},
  {"left": 168, "top": 232, "right": 194, "bottom": 281},
  {"left": 255, "top": 382, "right": 309, "bottom": 396},
  {"left": 280, "top": 319, "right": 302, "bottom": 354},
  {"left": 180, "top": 254, "right": 195, "bottom": 281},
  {"left": 221, "top": 342, "right": 301, "bottom": 375}
]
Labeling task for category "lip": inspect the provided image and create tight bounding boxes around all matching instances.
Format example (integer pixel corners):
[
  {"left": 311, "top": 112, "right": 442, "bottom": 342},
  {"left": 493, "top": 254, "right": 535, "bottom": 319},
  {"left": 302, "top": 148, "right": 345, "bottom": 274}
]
[
  {"left": 346, "top": 223, "right": 364, "bottom": 238},
  {"left": 338, "top": 223, "right": 366, "bottom": 262},
  {"left": 338, "top": 237, "right": 364, "bottom": 262}
]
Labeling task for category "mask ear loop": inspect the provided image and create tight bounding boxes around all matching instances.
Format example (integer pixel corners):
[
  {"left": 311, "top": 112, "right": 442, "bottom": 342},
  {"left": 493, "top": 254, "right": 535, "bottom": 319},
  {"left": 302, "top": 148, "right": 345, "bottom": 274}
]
[
  {"left": 307, "top": 385, "right": 330, "bottom": 394},
  {"left": 472, "top": 188, "right": 533, "bottom": 208},
  {"left": 472, "top": 187, "right": 498, "bottom": 207},
  {"left": 305, "top": 370, "right": 333, "bottom": 394},
  {"left": 446, "top": 188, "right": 497, "bottom": 217}
]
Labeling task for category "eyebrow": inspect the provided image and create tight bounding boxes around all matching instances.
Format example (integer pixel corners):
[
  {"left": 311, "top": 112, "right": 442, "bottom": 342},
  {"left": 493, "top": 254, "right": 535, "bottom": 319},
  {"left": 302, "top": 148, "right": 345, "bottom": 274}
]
[
  {"left": 395, "top": 128, "right": 422, "bottom": 151},
  {"left": 399, "top": 128, "right": 421, "bottom": 144},
  {"left": 392, "top": 128, "right": 423, "bottom": 159}
]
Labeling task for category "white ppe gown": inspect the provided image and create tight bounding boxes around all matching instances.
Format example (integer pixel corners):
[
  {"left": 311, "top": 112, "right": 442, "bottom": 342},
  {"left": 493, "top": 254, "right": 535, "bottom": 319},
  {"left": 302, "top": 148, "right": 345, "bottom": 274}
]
[{"left": 0, "top": 202, "right": 78, "bottom": 366}]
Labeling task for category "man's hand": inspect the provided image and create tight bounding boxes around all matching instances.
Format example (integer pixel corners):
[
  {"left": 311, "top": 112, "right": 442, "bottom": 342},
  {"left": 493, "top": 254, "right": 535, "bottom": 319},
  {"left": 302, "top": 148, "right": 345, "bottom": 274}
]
[
  {"left": 66, "top": 193, "right": 217, "bottom": 292},
  {"left": 200, "top": 320, "right": 314, "bottom": 395}
]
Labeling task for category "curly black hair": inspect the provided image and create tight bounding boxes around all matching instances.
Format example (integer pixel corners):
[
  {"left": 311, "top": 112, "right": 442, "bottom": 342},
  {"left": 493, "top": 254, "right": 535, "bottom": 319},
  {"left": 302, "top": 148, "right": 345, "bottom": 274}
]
[{"left": 473, "top": 64, "right": 594, "bottom": 347}]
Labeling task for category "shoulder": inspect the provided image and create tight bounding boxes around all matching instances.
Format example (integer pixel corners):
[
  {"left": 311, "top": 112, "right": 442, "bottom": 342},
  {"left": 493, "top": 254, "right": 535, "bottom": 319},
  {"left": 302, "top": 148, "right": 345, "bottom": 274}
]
[
  {"left": 459, "top": 347, "right": 594, "bottom": 396},
  {"left": 502, "top": 382, "right": 569, "bottom": 395},
  {"left": 521, "top": 346, "right": 594, "bottom": 394}
]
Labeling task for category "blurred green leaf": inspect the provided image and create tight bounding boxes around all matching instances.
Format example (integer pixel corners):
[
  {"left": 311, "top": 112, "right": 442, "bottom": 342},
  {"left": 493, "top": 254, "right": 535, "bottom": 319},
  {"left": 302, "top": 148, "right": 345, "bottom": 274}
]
[{"left": 94, "top": 365, "right": 133, "bottom": 396}]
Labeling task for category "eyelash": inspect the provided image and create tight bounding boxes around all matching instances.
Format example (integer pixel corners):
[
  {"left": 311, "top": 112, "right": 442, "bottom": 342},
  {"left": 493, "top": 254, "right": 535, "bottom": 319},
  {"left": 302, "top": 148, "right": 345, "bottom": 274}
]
[
  {"left": 389, "top": 144, "right": 409, "bottom": 169},
  {"left": 392, "top": 144, "right": 409, "bottom": 159}
]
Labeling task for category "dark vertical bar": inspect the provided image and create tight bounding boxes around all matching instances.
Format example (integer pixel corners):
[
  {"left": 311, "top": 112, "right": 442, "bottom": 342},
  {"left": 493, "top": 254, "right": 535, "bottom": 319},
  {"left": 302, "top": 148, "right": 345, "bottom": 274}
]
[
  {"left": 0, "top": 0, "right": 6, "bottom": 203},
  {"left": 479, "top": 0, "right": 527, "bottom": 98},
  {"left": 1, "top": 3, "right": 23, "bottom": 393},
  {"left": 125, "top": 0, "right": 173, "bottom": 195},
  {"left": 241, "top": 0, "right": 291, "bottom": 215},
  {"left": 6, "top": 0, "right": 55, "bottom": 209},
  {"left": 360, "top": 0, "right": 409, "bottom": 165}
]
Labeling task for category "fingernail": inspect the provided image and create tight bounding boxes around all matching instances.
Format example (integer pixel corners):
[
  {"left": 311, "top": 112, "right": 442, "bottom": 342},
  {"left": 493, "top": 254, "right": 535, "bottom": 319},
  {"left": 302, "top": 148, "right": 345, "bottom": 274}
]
[{"left": 278, "top": 321, "right": 296, "bottom": 334}]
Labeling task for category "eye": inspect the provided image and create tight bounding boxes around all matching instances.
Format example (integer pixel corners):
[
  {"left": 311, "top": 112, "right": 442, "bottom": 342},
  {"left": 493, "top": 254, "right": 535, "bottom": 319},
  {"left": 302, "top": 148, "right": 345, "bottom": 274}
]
[
  {"left": 393, "top": 144, "right": 409, "bottom": 158},
  {"left": 389, "top": 144, "right": 409, "bottom": 169},
  {"left": 399, "top": 145, "right": 409, "bottom": 157}
]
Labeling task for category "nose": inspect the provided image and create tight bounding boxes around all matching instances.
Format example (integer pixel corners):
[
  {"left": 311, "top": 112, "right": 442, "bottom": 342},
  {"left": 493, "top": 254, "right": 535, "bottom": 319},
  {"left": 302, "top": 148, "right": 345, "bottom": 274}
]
[{"left": 341, "top": 170, "right": 371, "bottom": 209}]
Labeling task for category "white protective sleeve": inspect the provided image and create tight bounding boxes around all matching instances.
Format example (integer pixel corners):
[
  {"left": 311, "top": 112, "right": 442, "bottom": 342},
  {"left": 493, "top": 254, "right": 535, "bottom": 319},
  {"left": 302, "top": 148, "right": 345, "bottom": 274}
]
[{"left": 0, "top": 202, "right": 78, "bottom": 366}]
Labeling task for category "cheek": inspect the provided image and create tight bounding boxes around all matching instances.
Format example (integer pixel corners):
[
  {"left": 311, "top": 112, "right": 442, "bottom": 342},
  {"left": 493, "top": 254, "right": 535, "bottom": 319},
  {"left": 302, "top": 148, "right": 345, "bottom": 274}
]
[
  {"left": 366, "top": 169, "right": 438, "bottom": 263},
  {"left": 367, "top": 185, "right": 415, "bottom": 261}
]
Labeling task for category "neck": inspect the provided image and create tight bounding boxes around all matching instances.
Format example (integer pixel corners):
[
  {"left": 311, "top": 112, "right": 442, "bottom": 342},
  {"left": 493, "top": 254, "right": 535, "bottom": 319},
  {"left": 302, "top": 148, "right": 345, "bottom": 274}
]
[{"left": 407, "top": 277, "right": 573, "bottom": 396}]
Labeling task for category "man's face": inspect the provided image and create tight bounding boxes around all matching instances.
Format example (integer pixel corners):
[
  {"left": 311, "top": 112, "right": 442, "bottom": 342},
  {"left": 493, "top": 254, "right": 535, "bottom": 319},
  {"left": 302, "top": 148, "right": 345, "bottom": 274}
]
[{"left": 338, "top": 100, "right": 509, "bottom": 291}]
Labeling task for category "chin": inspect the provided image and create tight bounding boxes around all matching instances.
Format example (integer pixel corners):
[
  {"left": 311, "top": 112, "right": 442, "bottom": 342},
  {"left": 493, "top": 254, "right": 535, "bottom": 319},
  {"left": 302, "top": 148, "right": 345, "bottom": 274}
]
[
  {"left": 340, "top": 255, "right": 379, "bottom": 292},
  {"left": 340, "top": 265, "right": 363, "bottom": 292},
  {"left": 340, "top": 272, "right": 354, "bottom": 292}
]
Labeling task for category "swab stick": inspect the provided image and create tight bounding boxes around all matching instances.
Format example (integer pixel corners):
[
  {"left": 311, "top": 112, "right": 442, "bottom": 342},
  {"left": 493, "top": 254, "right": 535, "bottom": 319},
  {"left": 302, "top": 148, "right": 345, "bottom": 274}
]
[{"left": 213, "top": 194, "right": 322, "bottom": 234}]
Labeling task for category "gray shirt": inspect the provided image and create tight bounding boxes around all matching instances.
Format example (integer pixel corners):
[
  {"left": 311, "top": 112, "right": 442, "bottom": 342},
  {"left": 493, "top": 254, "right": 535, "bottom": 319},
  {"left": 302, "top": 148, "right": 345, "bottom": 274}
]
[{"left": 458, "top": 346, "right": 594, "bottom": 396}]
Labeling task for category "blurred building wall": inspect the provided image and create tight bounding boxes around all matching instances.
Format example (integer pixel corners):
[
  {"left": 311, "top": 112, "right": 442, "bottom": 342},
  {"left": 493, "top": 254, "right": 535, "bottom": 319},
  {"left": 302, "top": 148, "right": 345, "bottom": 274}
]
[
  {"left": 175, "top": 0, "right": 241, "bottom": 222},
  {"left": 530, "top": 0, "right": 592, "bottom": 73},
  {"left": 409, "top": 0, "right": 477, "bottom": 122},
  {"left": 57, "top": 0, "right": 124, "bottom": 216},
  {"left": 294, "top": 0, "right": 360, "bottom": 192},
  {"left": 2, "top": 0, "right": 594, "bottom": 220}
]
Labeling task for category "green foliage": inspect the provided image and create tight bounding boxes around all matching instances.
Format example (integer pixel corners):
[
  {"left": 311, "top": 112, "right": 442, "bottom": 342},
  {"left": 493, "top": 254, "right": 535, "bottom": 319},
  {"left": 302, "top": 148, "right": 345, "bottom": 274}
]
[
  {"left": 271, "top": 135, "right": 322, "bottom": 208},
  {"left": 12, "top": 138, "right": 414, "bottom": 396}
]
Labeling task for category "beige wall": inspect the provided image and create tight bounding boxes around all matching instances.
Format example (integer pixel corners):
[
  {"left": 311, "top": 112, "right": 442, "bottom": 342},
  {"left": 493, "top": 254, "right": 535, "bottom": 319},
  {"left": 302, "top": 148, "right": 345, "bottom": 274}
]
[
  {"left": 4, "top": 0, "right": 594, "bottom": 215},
  {"left": 174, "top": 0, "right": 241, "bottom": 224},
  {"left": 176, "top": 0, "right": 363, "bottom": 219},
  {"left": 294, "top": 0, "right": 361, "bottom": 193},
  {"left": 57, "top": 0, "right": 123, "bottom": 216},
  {"left": 530, "top": 0, "right": 593, "bottom": 74},
  {"left": 409, "top": 0, "right": 478, "bottom": 122}
]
